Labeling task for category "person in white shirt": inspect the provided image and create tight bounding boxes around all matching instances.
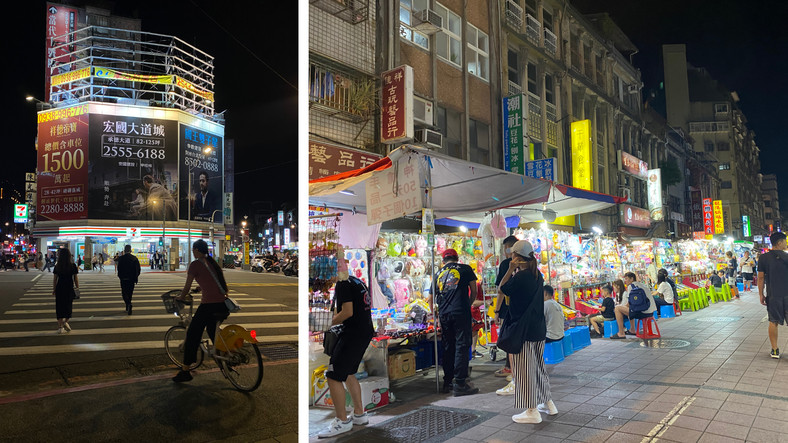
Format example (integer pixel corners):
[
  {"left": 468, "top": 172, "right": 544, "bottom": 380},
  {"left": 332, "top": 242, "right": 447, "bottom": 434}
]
[
  {"left": 543, "top": 285, "right": 564, "bottom": 343},
  {"left": 740, "top": 250, "right": 756, "bottom": 292},
  {"left": 652, "top": 272, "right": 674, "bottom": 308},
  {"left": 611, "top": 272, "right": 655, "bottom": 339}
]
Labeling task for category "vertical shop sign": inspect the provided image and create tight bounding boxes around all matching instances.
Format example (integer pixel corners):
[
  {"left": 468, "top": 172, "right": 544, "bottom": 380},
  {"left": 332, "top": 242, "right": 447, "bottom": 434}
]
[
  {"left": 45, "top": 3, "right": 78, "bottom": 102},
  {"left": 524, "top": 158, "right": 557, "bottom": 181},
  {"left": 742, "top": 215, "right": 751, "bottom": 237},
  {"left": 278, "top": 210, "right": 284, "bottom": 225},
  {"left": 36, "top": 104, "right": 90, "bottom": 221},
  {"left": 712, "top": 200, "right": 724, "bottom": 234},
  {"left": 365, "top": 156, "right": 422, "bottom": 225},
  {"left": 702, "top": 198, "right": 713, "bottom": 237},
  {"left": 380, "top": 65, "right": 413, "bottom": 144},
  {"left": 502, "top": 94, "right": 527, "bottom": 174},
  {"left": 690, "top": 189, "right": 703, "bottom": 231},
  {"left": 571, "top": 120, "right": 592, "bottom": 190},
  {"left": 14, "top": 204, "right": 28, "bottom": 223},
  {"left": 646, "top": 169, "right": 663, "bottom": 221},
  {"left": 283, "top": 228, "right": 290, "bottom": 245},
  {"left": 224, "top": 192, "right": 233, "bottom": 225}
]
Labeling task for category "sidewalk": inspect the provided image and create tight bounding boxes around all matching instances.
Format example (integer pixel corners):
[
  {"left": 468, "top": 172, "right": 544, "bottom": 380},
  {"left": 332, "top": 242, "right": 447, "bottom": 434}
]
[{"left": 309, "top": 291, "right": 788, "bottom": 442}]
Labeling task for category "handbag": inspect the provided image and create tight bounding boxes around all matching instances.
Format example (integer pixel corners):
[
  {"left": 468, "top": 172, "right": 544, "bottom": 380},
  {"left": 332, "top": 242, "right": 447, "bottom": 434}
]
[
  {"left": 323, "top": 324, "right": 345, "bottom": 356},
  {"left": 201, "top": 258, "right": 240, "bottom": 312},
  {"left": 497, "top": 272, "right": 544, "bottom": 354},
  {"left": 72, "top": 288, "right": 80, "bottom": 300}
]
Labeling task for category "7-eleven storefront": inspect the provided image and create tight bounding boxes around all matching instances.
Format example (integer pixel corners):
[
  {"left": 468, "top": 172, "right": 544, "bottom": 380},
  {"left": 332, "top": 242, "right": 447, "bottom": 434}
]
[{"left": 33, "top": 225, "right": 224, "bottom": 270}]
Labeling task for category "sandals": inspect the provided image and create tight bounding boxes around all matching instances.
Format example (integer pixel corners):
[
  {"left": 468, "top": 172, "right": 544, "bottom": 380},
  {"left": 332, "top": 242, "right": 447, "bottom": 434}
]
[{"left": 610, "top": 335, "right": 627, "bottom": 340}]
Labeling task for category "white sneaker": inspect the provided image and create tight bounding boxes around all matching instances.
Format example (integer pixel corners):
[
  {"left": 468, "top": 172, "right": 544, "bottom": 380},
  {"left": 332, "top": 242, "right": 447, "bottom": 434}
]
[
  {"left": 352, "top": 412, "right": 369, "bottom": 425},
  {"left": 57, "top": 327, "right": 66, "bottom": 334},
  {"left": 496, "top": 381, "right": 515, "bottom": 396},
  {"left": 512, "top": 408, "right": 542, "bottom": 424},
  {"left": 317, "top": 417, "right": 353, "bottom": 438},
  {"left": 506, "top": 374, "right": 512, "bottom": 382},
  {"left": 537, "top": 400, "right": 558, "bottom": 415},
  {"left": 63, "top": 322, "right": 72, "bottom": 332}
]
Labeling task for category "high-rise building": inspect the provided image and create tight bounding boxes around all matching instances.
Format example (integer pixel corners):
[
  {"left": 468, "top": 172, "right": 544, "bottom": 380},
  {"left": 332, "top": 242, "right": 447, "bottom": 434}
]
[{"left": 762, "top": 174, "right": 782, "bottom": 234}]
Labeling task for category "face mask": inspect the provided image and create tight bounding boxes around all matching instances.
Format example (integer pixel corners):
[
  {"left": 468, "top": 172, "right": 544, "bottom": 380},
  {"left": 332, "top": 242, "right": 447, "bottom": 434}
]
[{"left": 505, "top": 248, "right": 512, "bottom": 254}]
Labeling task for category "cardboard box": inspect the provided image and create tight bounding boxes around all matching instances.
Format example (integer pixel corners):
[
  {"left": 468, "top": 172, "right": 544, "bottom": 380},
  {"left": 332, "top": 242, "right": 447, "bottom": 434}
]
[
  {"left": 313, "top": 376, "right": 390, "bottom": 411},
  {"left": 388, "top": 350, "right": 416, "bottom": 380}
]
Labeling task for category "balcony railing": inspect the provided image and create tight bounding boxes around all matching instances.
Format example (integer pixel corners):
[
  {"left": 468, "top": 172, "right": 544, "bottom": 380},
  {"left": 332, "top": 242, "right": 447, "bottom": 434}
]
[
  {"left": 310, "top": 0, "right": 368, "bottom": 24},
  {"left": 309, "top": 61, "right": 373, "bottom": 122},
  {"left": 543, "top": 28, "right": 557, "bottom": 56},
  {"left": 525, "top": 14, "right": 541, "bottom": 45},
  {"left": 508, "top": 80, "right": 523, "bottom": 97},
  {"left": 505, "top": 0, "right": 523, "bottom": 32}
]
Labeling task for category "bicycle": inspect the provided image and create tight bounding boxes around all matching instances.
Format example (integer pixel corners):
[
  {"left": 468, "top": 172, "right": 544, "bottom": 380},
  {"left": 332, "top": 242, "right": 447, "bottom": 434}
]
[{"left": 162, "top": 289, "right": 263, "bottom": 392}]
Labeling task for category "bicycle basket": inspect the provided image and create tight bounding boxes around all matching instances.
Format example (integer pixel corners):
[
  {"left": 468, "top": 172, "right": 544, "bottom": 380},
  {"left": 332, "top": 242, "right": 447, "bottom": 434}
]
[{"left": 161, "top": 290, "right": 188, "bottom": 314}]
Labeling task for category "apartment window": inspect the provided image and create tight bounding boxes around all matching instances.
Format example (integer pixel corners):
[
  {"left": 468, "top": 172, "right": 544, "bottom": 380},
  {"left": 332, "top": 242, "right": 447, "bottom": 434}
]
[
  {"left": 527, "top": 63, "right": 538, "bottom": 95},
  {"left": 542, "top": 8, "right": 553, "bottom": 31},
  {"left": 704, "top": 141, "right": 714, "bottom": 152},
  {"left": 721, "top": 181, "right": 732, "bottom": 189},
  {"left": 612, "top": 75, "right": 620, "bottom": 101},
  {"left": 399, "top": 0, "right": 430, "bottom": 50},
  {"left": 466, "top": 24, "right": 489, "bottom": 80},
  {"left": 469, "top": 119, "right": 490, "bottom": 165},
  {"left": 525, "top": 0, "right": 537, "bottom": 16},
  {"left": 508, "top": 49, "right": 519, "bottom": 85},
  {"left": 765, "top": 201, "right": 772, "bottom": 207},
  {"left": 717, "top": 142, "right": 730, "bottom": 151},
  {"left": 544, "top": 74, "right": 555, "bottom": 105},
  {"left": 436, "top": 106, "right": 462, "bottom": 158},
  {"left": 595, "top": 54, "right": 604, "bottom": 87},
  {"left": 719, "top": 163, "right": 731, "bottom": 170},
  {"left": 570, "top": 33, "right": 580, "bottom": 68},
  {"left": 583, "top": 44, "right": 593, "bottom": 78},
  {"left": 435, "top": 3, "right": 462, "bottom": 67},
  {"left": 715, "top": 103, "right": 729, "bottom": 113}
]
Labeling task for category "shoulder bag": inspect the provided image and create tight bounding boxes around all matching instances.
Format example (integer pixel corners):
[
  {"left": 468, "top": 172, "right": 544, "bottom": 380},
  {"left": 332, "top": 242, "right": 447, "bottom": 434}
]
[
  {"left": 201, "top": 259, "right": 241, "bottom": 312},
  {"left": 322, "top": 294, "right": 345, "bottom": 356},
  {"left": 497, "top": 272, "right": 544, "bottom": 354}
]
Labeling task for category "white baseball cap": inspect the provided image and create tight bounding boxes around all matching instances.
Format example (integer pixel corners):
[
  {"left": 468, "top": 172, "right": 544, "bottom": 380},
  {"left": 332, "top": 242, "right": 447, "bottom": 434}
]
[{"left": 511, "top": 240, "right": 534, "bottom": 258}]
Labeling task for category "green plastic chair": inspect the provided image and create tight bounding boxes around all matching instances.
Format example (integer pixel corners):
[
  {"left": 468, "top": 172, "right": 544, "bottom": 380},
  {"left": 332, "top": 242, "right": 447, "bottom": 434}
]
[
  {"left": 678, "top": 291, "right": 694, "bottom": 312},
  {"left": 721, "top": 284, "right": 732, "bottom": 301},
  {"left": 697, "top": 288, "right": 709, "bottom": 308},
  {"left": 707, "top": 286, "right": 723, "bottom": 304}
]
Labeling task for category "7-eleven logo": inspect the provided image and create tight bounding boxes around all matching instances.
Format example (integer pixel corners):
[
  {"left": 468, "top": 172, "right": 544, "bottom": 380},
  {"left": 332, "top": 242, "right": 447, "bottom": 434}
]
[
  {"left": 126, "top": 228, "right": 140, "bottom": 238},
  {"left": 14, "top": 204, "right": 27, "bottom": 218}
]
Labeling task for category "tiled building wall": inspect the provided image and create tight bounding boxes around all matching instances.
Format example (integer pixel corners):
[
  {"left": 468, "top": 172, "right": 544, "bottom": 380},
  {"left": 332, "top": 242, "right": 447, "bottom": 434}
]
[{"left": 309, "top": 112, "right": 376, "bottom": 151}]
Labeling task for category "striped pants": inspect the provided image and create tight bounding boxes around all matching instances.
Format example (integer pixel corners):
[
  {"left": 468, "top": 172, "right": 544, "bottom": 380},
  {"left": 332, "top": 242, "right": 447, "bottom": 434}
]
[{"left": 511, "top": 340, "right": 552, "bottom": 409}]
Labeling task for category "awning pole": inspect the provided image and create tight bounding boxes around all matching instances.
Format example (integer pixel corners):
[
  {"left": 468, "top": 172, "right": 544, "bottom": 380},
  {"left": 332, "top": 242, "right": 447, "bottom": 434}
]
[{"left": 425, "top": 156, "right": 440, "bottom": 394}]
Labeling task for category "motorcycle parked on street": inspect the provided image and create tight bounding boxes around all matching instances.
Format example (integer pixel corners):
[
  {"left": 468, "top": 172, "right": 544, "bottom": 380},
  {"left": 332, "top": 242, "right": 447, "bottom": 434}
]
[{"left": 281, "top": 256, "right": 298, "bottom": 276}]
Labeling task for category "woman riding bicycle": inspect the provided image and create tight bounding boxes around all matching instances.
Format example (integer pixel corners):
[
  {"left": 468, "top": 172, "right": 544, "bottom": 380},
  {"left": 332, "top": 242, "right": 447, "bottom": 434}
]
[{"left": 173, "top": 239, "right": 230, "bottom": 383}]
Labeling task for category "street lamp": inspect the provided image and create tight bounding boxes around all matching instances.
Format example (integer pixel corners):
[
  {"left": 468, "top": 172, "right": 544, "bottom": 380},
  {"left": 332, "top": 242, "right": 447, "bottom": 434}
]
[
  {"left": 26, "top": 95, "right": 51, "bottom": 110},
  {"left": 187, "top": 146, "right": 214, "bottom": 264}
]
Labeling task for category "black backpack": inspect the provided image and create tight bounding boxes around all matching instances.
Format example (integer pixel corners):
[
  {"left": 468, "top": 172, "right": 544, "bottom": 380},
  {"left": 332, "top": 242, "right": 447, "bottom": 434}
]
[{"left": 628, "top": 284, "right": 650, "bottom": 313}]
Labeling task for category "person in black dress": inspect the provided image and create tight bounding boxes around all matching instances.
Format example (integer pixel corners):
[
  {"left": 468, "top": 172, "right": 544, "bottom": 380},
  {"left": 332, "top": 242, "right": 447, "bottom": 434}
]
[{"left": 53, "top": 248, "right": 79, "bottom": 334}]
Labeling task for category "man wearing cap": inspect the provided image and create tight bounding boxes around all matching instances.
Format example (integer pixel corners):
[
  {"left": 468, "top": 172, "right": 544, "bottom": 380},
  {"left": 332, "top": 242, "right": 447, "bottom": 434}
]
[
  {"left": 429, "top": 248, "right": 479, "bottom": 396},
  {"left": 758, "top": 231, "right": 788, "bottom": 359},
  {"left": 116, "top": 245, "right": 141, "bottom": 315}
]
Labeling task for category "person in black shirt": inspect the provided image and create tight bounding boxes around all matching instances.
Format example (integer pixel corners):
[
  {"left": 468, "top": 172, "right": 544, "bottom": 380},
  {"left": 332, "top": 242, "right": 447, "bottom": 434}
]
[
  {"left": 318, "top": 276, "right": 374, "bottom": 438},
  {"left": 758, "top": 232, "right": 788, "bottom": 359},
  {"left": 429, "top": 248, "right": 479, "bottom": 396},
  {"left": 116, "top": 245, "right": 141, "bottom": 315},
  {"left": 492, "top": 235, "right": 518, "bottom": 379}
]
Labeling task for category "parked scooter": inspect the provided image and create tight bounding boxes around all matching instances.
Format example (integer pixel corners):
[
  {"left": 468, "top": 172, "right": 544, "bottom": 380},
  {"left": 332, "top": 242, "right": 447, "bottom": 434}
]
[
  {"left": 262, "top": 257, "right": 280, "bottom": 273},
  {"left": 282, "top": 256, "right": 298, "bottom": 276}
]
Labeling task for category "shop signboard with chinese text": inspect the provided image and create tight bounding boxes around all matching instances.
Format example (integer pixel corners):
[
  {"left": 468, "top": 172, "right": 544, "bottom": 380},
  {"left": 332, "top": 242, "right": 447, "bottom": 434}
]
[
  {"left": 618, "top": 151, "right": 649, "bottom": 180},
  {"left": 524, "top": 158, "right": 556, "bottom": 181},
  {"left": 502, "top": 94, "right": 527, "bottom": 174},
  {"left": 646, "top": 169, "right": 663, "bottom": 221},
  {"left": 278, "top": 210, "right": 284, "bottom": 225},
  {"left": 690, "top": 189, "right": 703, "bottom": 231},
  {"left": 703, "top": 198, "right": 713, "bottom": 237},
  {"left": 284, "top": 228, "right": 290, "bottom": 245},
  {"left": 308, "top": 141, "right": 381, "bottom": 180},
  {"left": 571, "top": 120, "right": 592, "bottom": 190},
  {"left": 36, "top": 103, "right": 89, "bottom": 221},
  {"left": 380, "top": 65, "right": 414, "bottom": 144},
  {"left": 742, "top": 215, "right": 751, "bottom": 237},
  {"left": 179, "top": 123, "right": 223, "bottom": 222},
  {"left": 224, "top": 192, "right": 233, "bottom": 224},
  {"left": 713, "top": 200, "right": 724, "bottom": 234},
  {"left": 45, "top": 3, "right": 78, "bottom": 102},
  {"left": 620, "top": 204, "right": 651, "bottom": 228},
  {"left": 365, "top": 156, "right": 422, "bottom": 225}
]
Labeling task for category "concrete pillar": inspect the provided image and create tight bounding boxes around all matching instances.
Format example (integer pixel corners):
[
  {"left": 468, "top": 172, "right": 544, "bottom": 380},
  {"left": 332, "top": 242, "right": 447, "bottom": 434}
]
[{"left": 84, "top": 237, "right": 93, "bottom": 270}]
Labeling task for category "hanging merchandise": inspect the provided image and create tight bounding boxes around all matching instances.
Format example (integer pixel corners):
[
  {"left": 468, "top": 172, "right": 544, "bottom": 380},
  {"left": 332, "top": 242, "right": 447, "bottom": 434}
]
[
  {"left": 676, "top": 239, "right": 711, "bottom": 276},
  {"left": 308, "top": 214, "right": 342, "bottom": 334},
  {"left": 653, "top": 238, "right": 679, "bottom": 275}
]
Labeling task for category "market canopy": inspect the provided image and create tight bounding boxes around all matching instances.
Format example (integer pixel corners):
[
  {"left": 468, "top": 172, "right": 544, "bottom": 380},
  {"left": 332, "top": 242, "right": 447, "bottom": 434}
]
[{"left": 309, "top": 145, "right": 626, "bottom": 223}]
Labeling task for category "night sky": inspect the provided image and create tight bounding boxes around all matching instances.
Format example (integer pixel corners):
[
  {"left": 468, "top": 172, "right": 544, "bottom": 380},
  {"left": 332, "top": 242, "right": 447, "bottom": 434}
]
[
  {"left": 5, "top": 0, "right": 297, "bottom": 227},
  {"left": 573, "top": 0, "right": 788, "bottom": 209}
]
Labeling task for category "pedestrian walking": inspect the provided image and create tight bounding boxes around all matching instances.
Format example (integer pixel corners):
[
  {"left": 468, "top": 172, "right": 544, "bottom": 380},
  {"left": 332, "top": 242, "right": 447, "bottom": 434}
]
[
  {"left": 741, "top": 250, "right": 756, "bottom": 292},
  {"left": 496, "top": 240, "right": 556, "bottom": 424},
  {"left": 98, "top": 252, "right": 105, "bottom": 272},
  {"left": 113, "top": 252, "right": 120, "bottom": 274},
  {"left": 429, "top": 248, "right": 479, "bottom": 396},
  {"left": 36, "top": 252, "right": 43, "bottom": 270},
  {"left": 77, "top": 254, "right": 83, "bottom": 271},
  {"left": 316, "top": 276, "right": 374, "bottom": 438},
  {"left": 43, "top": 252, "right": 54, "bottom": 272},
  {"left": 758, "top": 232, "right": 788, "bottom": 359},
  {"left": 116, "top": 245, "right": 141, "bottom": 315},
  {"left": 91, "top": 255, "right": 98, "bottom": 271},
  {"left": 150, "top": 251, "right": 155, "bottom": 270},
  {"left": 52, "top": 248, "right": 79, "bottom": 334},
  {"left": 493, "top": 235, "right": 519, "bottom": 384},
  {"left": 22, "top": 251, "right": 29, "bottom": 272},
  {"left": 172, "top": 240, "right": 230, "bottom": 383}
]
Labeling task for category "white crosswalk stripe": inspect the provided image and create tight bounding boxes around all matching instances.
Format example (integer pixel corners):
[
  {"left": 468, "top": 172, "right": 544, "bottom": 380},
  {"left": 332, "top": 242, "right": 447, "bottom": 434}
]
[{"left": 0, "top": 276, "right": 298, "bottom": 357}]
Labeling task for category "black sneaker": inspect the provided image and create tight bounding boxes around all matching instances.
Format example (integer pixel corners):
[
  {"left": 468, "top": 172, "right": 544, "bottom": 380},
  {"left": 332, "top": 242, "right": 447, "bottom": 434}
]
[
  {"left": 440, "top": 382, "right": 453, "bottom": 394},
  {"left": 127, "top": 304, "right": 132, "bottom": 315},
  {"left": 172, "top": 370, "right": 193, "bottom": 383},
  {"left": 771, "top": 348, "right": 781, "bottom": 359},
  {"left": 453, "top": 382, "right": 479, "bottom": 397}
]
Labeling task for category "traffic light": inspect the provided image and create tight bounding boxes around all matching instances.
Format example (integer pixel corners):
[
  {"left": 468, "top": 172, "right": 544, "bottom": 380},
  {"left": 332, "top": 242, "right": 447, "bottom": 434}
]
[{"left": 159, "top": 237, "right": 164, "bottom": 247}]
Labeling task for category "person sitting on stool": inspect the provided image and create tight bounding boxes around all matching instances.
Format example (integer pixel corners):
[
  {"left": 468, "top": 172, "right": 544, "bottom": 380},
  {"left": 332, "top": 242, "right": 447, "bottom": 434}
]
[
  {"left": 543, "top": 285, "right": 564, "bottom": 343},
  {"left": 652, "top": 272, "right": 674, "bottom": 308}
]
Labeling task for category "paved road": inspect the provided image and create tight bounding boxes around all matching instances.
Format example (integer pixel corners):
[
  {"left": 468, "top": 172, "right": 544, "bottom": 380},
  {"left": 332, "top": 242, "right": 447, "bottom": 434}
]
[{"left": 0, "top": 266, "right": 299, "bottom": 442}]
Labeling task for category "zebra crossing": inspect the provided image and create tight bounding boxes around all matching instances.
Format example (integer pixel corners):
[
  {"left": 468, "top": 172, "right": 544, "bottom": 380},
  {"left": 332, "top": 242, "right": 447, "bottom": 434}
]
[{"left": 0, "top": 274, "right": 298, "bottom": 357}]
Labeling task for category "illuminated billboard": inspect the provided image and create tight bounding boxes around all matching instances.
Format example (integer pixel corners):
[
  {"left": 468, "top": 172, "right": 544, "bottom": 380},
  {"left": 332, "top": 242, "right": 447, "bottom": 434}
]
[
  {"left": 571, "top": 119, "right": 592, "bottom": 190},
  {"left": 713, "top": 200, "right": 724, "bottom": 234},
  {"left": 178, "top": 124, "right": 223, "bottom": 222}
]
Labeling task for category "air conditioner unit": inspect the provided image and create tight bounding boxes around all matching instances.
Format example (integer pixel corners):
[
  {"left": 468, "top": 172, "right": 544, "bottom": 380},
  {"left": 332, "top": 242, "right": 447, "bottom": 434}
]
[
  {"left": 413, "top": 96, "right": 434, "bottom": 125},
  {"left": 627, "top": 84, "right": 639, "bottom": 94},
  {"left": 637, "top": 150, "right": 643, "bottom": 158},
  {"left": 619, "top": 186, "right": 632, "bottom": 202},
  {"left": 413, "top": 9, "right": 442, "bottom": 34},
  {"left": 415, "top": 128, "right": 442, "bottom": 149}
]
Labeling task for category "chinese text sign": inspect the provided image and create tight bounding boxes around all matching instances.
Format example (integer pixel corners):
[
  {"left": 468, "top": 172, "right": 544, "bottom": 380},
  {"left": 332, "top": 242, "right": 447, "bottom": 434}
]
[
  {"left": 365, "top": 156, "right": 422, "bottom": 225},
  {"left": 502, "top": 94, "right": 526, "bottom": 174},
  {"left": 380, "top": 65, "right": 413, "bottom": 144},
  {"left": 571, "top": 120, "right": 592, "bottom": 190}
]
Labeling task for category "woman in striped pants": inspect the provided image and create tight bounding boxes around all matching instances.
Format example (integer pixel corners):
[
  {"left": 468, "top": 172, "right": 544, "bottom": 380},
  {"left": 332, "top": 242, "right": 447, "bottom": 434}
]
[{"left": 497, "top": 240, "right": 557, "bottom": 424}]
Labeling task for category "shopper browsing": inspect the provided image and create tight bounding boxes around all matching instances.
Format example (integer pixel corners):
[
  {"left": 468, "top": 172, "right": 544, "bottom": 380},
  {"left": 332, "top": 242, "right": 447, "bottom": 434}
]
[{"left": 741, "top": 251, "right": 756, "bottom": 292}]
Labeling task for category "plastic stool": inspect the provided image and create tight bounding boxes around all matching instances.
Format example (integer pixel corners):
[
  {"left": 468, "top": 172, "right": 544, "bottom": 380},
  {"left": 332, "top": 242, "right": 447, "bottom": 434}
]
[
  {"left": 562, "top": 333, "right": 574, "bottom": 356},
  {"left": 570, "top": 326, "right": 591, "bottom": 350},
  {"left": 603, "top": 319, "right": 630, "bottom": 337},
  {"left": 635, "top": 316, "right": 661, "bottom": 339},
  {"left": 653, "top": 310, "right": 659, "bottom": 320},
  {"left": 673, "top": 300, "right": 683, "bottom": 316},
  {"left": 737, "top": 282, "right": 744, "bottom": 293},
  {"left": 659, "top": 305, "right": 676, "bottom": 318},
  {"left": 543, "top": 340, "right": 564, "bottom": 364}
]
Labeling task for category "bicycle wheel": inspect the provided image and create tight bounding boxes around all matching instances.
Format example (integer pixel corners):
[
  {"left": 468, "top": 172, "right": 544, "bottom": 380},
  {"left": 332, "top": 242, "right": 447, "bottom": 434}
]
[
  {"left": 220, "top": 342, "right": 263, "bottom": 392},
  {"left": 164, "top": 325, "right": 203, "bottom": 370}
]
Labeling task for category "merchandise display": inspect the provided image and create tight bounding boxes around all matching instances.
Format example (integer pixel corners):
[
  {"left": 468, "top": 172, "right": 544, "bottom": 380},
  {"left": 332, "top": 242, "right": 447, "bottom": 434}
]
[
  {"left": 654, "top": 238, "right": 679, "bottom": 274},
  {"left": 676, "top": 240, "right": 711, "bottom": 276}
]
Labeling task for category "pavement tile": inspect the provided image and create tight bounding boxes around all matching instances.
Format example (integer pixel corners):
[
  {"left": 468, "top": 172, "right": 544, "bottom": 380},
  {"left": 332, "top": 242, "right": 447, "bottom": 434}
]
[
  {"left": 569, "top": 403, "right": 604, "bottom": 415},
  {"left": 548, "top": 412, "right": 596, "bottom": 426},
  {"left": 613, "top": 398, "right": 651, "bottom": 410},
  {"left": 746, "top": 427, "right": 785, "bottom": 443},
  {"left": 601, "top": 406, "right": 639, "bottom": 420},
  {"left": 657, "top": 393, "right": 694, "bottom": 404},
  {"left": 692, "top": 398, "right": 724, "bottom": 410},
  {"left": 758, "top": 405, "right": 788, "bottom": 420},
  {"left": 659, "top": 425, "right": 703, "bottom": 442},
  {"left": 693, "top": 388, "right": 730, "bottom": 400},
  {"left": 631, "top": 411, "right": 669, "bottom": 423},
  {"left": 697, "top": 432, "right": 745, "bottom": 443},
  {"left": 565, "top": 427, "right": 614, "bottom": 442},
  {"left": 483, "top": 428, "right": 534, "bottom": 443},
  {"left": 584, "top": 415, "right": 628, "bottom": 431},
  {"left": 752, "top": 416, "right": 788, "bottom": 433},
  {"left": 560, "top": 393, "right": 595, "bottom": 404},
  {"left": 604, "top": 431, "right": 649, "bottom": 442},
  {"left": 617, "top": 420, "right": 656, "bottom": 435},
  {"left": 598, "top": 389, "right": 635, "bottom": 400},
  {"left": 665, "top": 386, "right": 701, "bottom": 395},
  {"left": 509, "top": 433, "right": 561, "bottom": 443},
  {"left": 714, "top": 409, "right": 756, "bottom": 427},
  {"left": 705, "top": 420, "right": 751, "bottom": 440},
  {"left": 625, "top": 391, "right": 661, "bottom": 401},
  {"left": 551, "top": 400, "right": 581, "bottom": 412},
  {"left": 649, "top": 400, "right": 685, "bottom": 413},
  {"left": 671, "top": 415, "right": 710, "bottom": 432},
  {"left": 719, "top": 400, "right": 759, "bottom": 415},
  {"left": 531, "top": 422, "right": 580, "bottom": 439},
  {"left": 455, "top": 425, "right": 500, "bottom": 441}
]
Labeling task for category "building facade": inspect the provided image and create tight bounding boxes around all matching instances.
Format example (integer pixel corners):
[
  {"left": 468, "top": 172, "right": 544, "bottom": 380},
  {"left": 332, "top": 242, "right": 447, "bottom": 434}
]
[{"left": 762, "top": 174, "right": 782, "bottom": 235}]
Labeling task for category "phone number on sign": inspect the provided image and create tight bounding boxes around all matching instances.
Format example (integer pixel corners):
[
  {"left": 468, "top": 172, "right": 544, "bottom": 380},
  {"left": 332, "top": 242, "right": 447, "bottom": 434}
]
[
  {"left": 184, "top": 157, "right": 219, "bottom": 172},
  {"left": 40, "top": 203, "right": 84, "bottom": 214},
  {"left": 102, "top": 146, "right": 166, "bottom": 159}
]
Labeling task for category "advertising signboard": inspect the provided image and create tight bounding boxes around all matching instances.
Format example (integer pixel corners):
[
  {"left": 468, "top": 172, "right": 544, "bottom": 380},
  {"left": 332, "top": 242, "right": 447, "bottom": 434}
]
[
  {"left": 503, "top": 94, "right": 526, "bottom": 174},
  {"left": 278, "top": 210, "right": 284, "bottom": 225},
  {"left": 224, "top": 192, "right": 233, "bottom": 225},
  {"left": 366, "top": 155, "right": 422, "bottom": 225},
  {"left": 45, "top": 3, "right": 78, "bottom": 102},
  {"left": 14, "top": 204, "right": 28, "bottom": 223},
  {"left": 713, "top": 200, "right": 724, "bottom": 234},
  {"left": 308, "top": 141, "right": 381, "bottom": 180},
  {"left": 618, "top": 151, "right": 649, "bottom": 180},
  {"left": 36, "top": 104, "right": 89, "bottom": 221},
  {"left": 571, "top": 120, "right": 592, "bottom": 190},
  {"left": 380, "top": 65, "right": 414, "bottom": 144},
  {"left": 647, "top": 169, "right": 663, "bottom": 221},
  {"left": 179, "top": 124, "right": 223, "bottom": 221},
  {"left": 620, "top": 204, "right": 651, "bottom": 228},
  {"left": 703, "top": 198, "right": 714, "bottom": 236},
  {"left": 690, "top": 189, "right": 703, "bottom": 232},
  {"left": 524, "top": 158, "right": 557, "bottom": 181},
  {"left": 88, "top": 113, "right": 179, "bottom": 221},
  {"left": 742, "top": 215, "right": 751, "bottom": 237}
]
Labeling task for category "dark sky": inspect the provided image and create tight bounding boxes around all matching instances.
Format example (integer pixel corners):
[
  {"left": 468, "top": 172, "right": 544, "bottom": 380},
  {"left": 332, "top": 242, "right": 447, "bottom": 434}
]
[
  {"left": 573, "top": 0, "right": 788, "bottom": 208},
  {"left": 5, "top": 0, "right": 297, "bottom": 226}
]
